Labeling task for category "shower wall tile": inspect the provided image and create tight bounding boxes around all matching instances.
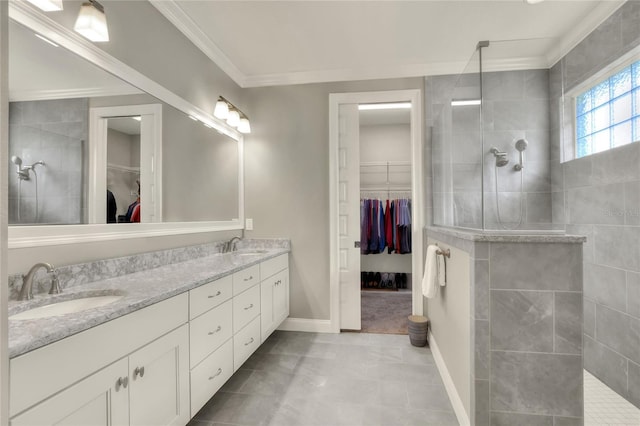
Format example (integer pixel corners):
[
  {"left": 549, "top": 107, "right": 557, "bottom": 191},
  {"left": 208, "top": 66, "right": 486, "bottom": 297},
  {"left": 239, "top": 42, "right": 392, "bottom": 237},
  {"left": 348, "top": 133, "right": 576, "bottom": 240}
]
[
  {"left": 584, "top": 299, "right": 595, "bottom": 338},
  {"left": 490, "top": 412, "right": 553, "bottom": 426},
  {"left": 583, "top": 263, "right": 627, "bottom": 312},
  {"left": 475, "top": 379, "right": 490, "bottom": 426},
  {"left": 554, "top": 292, "right": 583, "bottom": 355},
  {"left": 553, "top": 416, "right": 583, "bottom": 426},
  {"left": 620, "top": 0, "right": 640, "bottom": 48},
  {"left": 584, "top": 335, "right": 628, "bottom": 398},
  {"left": 590, "top": 144, "right": 640, "bottom": 186},
  {"left": 552, "top": 191, "right": 566, "bottom": 225},
  {"left": 490, "top": 351, "right": 582, "bottom": 417},
  {"left": 490, "top": 290, "right": 553, "bottom": 352},
  {"left": 595, "top": 305, "right": 640, "bottom": 364},
  {"left": 565, "top": 224, "right": 593, "bottom": 264},
  {"left": 492, "top": 101, "right": 528, "bottom": 131},
  {"left": 523, "top": 161, "right": 551, "bottom": 192},
  {"left": 451, "top": 131, "right": 482, "bottom": 164},
  {"left": 490, "top": 243, "right": 582, "bottom": 291},
  {"left": 523, "top": 129, "right": 550, "bottom": 162},
  {"left": 568, "top": 184, "right": 626, "bottom": 225},
  {"left": 474, "top": 319, "right": 490, "bottom": 380},
  {"left": 483, "top": 71, "right": 525, "bottom": 100},
  {"left": 526, "top": 192, "right": 552, "bottom": 223},
  {"left": 563, "top": 157, "right": 593, "bottom": 189},
  {"left": 524, "top": 70, "right": 550, "bottom": 100},
  {"left": 623, "top": 181, "right": 640, "bottom": 226},
  {"left": 452, "top": 163, "right": 482, "bottom": 191},
  {"left": 474, "top": 259, "right": 489, "bottom": 319},
  {"left": 628, "top": 272, "right": 640, "bottom": 318},
  {"left": 594, "top": 225, "right": 640, "bottom": 272},
  {"left": 629, "top": 361, "right": 640, "bottom": 407}
]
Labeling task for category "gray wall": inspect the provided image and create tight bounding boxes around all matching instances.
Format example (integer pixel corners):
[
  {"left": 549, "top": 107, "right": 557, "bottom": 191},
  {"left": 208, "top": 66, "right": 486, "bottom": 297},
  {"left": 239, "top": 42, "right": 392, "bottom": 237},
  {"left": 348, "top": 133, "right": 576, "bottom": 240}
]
[
  {"left": 550, "top": 0, "right": 640, "bottom": 409},
  {"left": 8, "top": 98, "right": 87, "bottom": 225},
  {"left": 242, "top": 78, "right": 423, "bottom": 320}
]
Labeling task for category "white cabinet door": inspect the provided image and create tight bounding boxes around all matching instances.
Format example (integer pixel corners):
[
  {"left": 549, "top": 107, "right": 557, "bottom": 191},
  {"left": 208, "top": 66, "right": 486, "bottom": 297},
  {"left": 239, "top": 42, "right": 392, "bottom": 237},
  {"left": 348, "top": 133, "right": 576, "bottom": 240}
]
[
  {"left": 129, "top": 325, "right": 190, "bottom": 426},
  {"left": 261, "top": 269, "right": 289, "bottom": 341},
  {"left": 11, "top": 358, "right": 129, "bottom": 426}
]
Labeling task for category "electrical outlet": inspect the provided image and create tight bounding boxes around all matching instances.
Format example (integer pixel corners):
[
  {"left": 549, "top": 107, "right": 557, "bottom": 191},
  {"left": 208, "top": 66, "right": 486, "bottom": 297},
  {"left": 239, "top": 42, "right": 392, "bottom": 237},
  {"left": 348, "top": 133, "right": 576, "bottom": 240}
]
[{"left": 245, "top": 218, "right": 253, "bottom": 230}]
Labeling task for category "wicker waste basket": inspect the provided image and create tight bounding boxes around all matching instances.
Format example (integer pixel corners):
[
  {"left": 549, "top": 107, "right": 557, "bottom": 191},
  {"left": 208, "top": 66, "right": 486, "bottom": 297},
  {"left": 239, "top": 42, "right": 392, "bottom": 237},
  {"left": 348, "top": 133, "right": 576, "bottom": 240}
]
[{"left": 408, "top": 315, "right": 429, "bottom": 347}]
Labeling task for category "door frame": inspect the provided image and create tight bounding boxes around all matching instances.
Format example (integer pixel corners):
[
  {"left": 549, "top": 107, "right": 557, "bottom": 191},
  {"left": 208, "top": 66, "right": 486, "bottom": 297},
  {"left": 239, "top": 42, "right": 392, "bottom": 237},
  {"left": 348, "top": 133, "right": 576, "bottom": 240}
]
[{"left": 329, "top": 89, "right": 423, "bottom": 333}]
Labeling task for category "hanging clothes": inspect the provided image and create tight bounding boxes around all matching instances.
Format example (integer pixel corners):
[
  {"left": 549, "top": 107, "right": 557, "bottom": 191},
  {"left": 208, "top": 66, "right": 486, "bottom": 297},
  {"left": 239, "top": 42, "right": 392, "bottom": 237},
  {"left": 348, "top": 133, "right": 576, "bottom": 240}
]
[{"left": 360, "top": 197, "right": 411, "bottom": 255}]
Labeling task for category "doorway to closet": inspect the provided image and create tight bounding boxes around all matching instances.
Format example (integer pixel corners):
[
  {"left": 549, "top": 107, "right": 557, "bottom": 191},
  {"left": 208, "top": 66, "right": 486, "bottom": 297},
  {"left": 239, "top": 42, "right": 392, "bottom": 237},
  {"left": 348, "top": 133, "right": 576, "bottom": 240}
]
[
  {"left": 359, "top": 106, "right": 413, "bottom": 334},
  {"left": 328, "top": 89, "right": 423, "bottom": 335}
]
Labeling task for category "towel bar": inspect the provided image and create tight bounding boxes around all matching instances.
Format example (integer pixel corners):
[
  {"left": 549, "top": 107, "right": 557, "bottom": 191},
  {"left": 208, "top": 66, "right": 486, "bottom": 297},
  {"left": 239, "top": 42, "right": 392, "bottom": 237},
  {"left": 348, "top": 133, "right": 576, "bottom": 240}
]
[{"left": 436, "top": 248, "right": 450, "bottom": 258}]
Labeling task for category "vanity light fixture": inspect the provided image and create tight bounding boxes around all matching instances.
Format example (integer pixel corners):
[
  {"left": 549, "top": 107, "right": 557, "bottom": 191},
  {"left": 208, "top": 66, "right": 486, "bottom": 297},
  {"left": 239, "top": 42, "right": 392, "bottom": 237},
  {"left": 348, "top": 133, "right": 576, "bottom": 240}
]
[
  {"left": 26, "top": 0, "right": 63, "bottom": 12},
  {"left": 74, "top": 0, "right": 110, "bottom": 42},
  {"left": 215, "top": 96, "right": 251, "bottom": 133}
]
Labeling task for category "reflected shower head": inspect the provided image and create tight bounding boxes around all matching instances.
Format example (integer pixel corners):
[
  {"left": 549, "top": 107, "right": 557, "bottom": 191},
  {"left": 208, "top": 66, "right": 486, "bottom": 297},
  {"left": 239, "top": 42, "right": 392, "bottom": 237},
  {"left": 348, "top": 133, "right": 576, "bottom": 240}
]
[
  {"left": 515, "top": 138, "right": 528, "bottom": 152},
  {"left": 495, "top": 156, "right": 509, "bottom": 167},
  {"left": 11, "top": 155, "right": 22, "bottom": 166}
]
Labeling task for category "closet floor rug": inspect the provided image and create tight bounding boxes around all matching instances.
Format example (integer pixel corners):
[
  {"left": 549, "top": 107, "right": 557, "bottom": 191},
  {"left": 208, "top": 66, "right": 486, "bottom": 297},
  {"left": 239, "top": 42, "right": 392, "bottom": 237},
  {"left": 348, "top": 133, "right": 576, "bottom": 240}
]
[{"left": 360, "top": 290, "right": 411, "bottom": 335}]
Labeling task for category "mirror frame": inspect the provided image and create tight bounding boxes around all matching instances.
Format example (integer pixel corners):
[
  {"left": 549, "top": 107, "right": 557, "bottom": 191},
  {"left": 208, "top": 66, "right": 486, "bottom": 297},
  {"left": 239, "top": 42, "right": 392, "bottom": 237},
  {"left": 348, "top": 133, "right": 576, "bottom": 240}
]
[{"left": 8, "top": 1, "right": 244, "bottom": 249}]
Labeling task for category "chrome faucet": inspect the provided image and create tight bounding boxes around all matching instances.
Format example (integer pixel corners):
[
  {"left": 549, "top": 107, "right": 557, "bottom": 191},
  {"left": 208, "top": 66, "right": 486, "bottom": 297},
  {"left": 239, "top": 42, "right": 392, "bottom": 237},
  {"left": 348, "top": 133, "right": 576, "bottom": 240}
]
[
  {"left": 222, "top": 236, "right": 242, "bottom": 253},
  {"left": 18, "top": 262, "right": 61, "bottom": 301}
]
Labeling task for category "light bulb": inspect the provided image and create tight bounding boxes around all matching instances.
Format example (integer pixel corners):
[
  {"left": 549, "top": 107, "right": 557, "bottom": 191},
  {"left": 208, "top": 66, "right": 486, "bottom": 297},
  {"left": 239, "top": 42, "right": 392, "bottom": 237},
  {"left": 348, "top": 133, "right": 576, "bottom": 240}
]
[
  {"left": 214, "top": 99, "right": 229, "bottom": 119},
  {"left": 238, "top": 118, "right": 251, "bottom": 134},
  {"left": 227, "top": 110, "right": 240, "bottom": 127}
]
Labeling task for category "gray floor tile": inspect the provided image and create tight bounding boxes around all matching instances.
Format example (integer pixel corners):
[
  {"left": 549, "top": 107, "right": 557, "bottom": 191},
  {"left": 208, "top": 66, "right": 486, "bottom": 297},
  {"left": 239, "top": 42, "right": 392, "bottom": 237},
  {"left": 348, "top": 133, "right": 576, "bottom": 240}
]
[{"left": 193, "top": 332, "right": 456, "bottom": 426}]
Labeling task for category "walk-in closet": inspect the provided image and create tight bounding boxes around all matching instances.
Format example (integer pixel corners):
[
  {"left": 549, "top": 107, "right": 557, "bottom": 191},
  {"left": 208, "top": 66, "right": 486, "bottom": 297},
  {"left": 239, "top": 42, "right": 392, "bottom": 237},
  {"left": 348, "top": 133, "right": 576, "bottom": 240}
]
[{"left": 359, "top": 105, "right": 412, "bottom": 334}]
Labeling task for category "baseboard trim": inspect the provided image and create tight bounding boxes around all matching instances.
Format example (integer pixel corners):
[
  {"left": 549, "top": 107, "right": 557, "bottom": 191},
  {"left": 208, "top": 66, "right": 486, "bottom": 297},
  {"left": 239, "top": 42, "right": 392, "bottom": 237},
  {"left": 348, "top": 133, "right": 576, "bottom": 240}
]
[
  {"left": 277, "top": 318, "right": 335, "bottom": 333},
  {"left": 429, "top": 331, "right": 470, "bottom": 426}
]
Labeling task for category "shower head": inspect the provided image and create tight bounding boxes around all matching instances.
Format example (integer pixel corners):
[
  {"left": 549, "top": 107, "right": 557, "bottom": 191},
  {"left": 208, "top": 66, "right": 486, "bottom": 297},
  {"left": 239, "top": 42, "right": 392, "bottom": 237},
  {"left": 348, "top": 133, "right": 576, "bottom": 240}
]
[
  {"left": 515, "top": 138, "right": 528, "bottom": 152},
  {"left": 495, "top": 156, "right": 509, "bottom": 167},
  {"left": 11, "top": 155, "right": 22, "bottom": 166}
]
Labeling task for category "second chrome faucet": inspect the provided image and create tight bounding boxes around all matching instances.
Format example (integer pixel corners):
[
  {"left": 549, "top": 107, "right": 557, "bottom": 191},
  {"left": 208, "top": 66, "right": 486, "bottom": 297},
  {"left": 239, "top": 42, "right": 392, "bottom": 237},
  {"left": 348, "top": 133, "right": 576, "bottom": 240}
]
[{"left": 18, "top": 262, "right": 61, "bottom": 301}]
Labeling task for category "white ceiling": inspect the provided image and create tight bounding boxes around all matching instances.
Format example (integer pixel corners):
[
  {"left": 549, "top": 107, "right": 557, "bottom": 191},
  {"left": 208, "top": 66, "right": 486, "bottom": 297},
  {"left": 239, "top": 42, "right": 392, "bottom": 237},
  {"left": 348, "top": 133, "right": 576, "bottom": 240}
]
[{"left": 151, "top": 0, "right": 625, "bottom": 88}]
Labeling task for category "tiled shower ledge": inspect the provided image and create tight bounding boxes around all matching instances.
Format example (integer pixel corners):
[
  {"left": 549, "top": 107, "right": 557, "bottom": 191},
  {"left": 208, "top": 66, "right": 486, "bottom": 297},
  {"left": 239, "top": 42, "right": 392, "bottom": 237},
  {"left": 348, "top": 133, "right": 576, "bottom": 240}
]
[
  {"left": 7, "top": 239, "right": 290, "bottom": 358},
  {"left": 426, "top": 225, "right": 586, "bottom": 244}
]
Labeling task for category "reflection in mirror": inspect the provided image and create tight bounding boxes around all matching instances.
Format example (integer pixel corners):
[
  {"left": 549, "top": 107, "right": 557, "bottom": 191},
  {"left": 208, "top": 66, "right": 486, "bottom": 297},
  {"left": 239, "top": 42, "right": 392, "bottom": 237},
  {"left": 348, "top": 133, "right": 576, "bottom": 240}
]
[
  {"left": 106, "top": 117, "right": 141, "bottom": 224},
  {"left": 8, "top": 16, "right": 241, "bottom": 229}
]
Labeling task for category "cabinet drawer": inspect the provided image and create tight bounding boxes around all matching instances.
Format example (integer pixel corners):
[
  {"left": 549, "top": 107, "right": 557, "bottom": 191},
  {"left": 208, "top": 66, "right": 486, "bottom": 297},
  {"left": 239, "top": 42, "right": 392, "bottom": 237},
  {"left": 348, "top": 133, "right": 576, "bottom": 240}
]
[
  {"left": 190, "top": 338, "right": 233, "bottom": 417},
  {"left": 232, "top": 264, "right": 260, "bottom": 295},
  {"left": 261, "top": 254, "right": 288, "bottom": 280},
  {"left": 233, "top": 316, "right": 261, "bottom": 371},
  {"left": 190, "top": 300, "right": 233, "bottom": 367},
  {"left": 233, "top": 284, "right": 260, "bottom": 333},
  {"left": 189, "top": 275, "right": 232, "bottom": 320}
]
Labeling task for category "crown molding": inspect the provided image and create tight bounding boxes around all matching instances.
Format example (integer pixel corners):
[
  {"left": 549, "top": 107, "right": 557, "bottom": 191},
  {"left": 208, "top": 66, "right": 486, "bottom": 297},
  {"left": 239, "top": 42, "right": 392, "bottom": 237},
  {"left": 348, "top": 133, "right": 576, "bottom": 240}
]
[
  {"left": 545, "top": 0, "right": 626, "bottom": 68},
  {"left": 9, "top": 86, "right": 142, "bottom": 102},
  {"left": 149, "top": 0, "right": 247, "bottom": 88}
]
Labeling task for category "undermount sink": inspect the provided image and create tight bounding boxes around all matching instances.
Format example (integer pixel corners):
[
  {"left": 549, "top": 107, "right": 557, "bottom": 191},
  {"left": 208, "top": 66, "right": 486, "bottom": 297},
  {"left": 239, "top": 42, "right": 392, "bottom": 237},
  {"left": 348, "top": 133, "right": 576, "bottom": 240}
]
[{"left": 10, "top": 294, "right": 124, "bottom": 320}]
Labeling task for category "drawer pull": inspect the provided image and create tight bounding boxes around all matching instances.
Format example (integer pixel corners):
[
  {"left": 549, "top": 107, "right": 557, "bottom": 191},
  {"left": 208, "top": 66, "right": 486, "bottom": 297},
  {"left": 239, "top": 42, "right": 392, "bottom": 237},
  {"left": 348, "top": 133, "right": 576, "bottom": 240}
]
[
  {"left": 244, "top": 303, "right": 254, "bottom": 311},
  {"left": 134, "top": 366, "right": 145, "bottom": 379},
  {"left": 208, "top": 325, "right": 222, "bottom": 335},
  {"left": 244, "top": 337, "right": 255, "bottom": 346},
  {"left": 208, "top": 368, "right": 223, "bottom": 380},
  {"left": 207, "top": 291, "right": 222, "bottom": 299},
  {"left": 115, "top": 376, "right": 128, "bottom": 391},
  {"left": 244, "top": 275, "right": 254, "bottom": 282},
  {"left": 275, "top": 280, "right": 281, "bottom": 286}
]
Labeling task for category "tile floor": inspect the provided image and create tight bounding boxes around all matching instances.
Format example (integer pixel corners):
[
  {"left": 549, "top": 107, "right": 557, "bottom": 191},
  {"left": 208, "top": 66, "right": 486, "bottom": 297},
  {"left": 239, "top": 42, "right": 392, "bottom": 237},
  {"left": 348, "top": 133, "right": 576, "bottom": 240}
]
[
  {"left": 188, "top": 331, "right": 457, "bottom": 426},
  {"left": 584, "top": 370, "right": 640, "bottom": 426}
]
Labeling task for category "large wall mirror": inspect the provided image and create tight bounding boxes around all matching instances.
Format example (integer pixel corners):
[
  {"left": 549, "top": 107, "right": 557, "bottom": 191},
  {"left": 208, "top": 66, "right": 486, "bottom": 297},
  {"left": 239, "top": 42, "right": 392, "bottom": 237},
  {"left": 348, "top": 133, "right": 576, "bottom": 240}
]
[{"left": 8, "top": 3, "right": 243, "bottom": 248}]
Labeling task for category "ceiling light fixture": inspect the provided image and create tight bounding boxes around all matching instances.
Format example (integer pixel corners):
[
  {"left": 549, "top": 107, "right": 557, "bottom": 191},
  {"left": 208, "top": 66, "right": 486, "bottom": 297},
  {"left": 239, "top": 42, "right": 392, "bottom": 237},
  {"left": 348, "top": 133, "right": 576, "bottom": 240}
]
[
  {"left": 74, "top": 0, "right": 110, "bottom": 42},
  {"left": 358, "top": 102, "right": 412, "bottom": 111},
  {"left": 524, "top": 0, "right": 545, "bottom": 4},
  {"left": 451, "top": 99, "right": 482, "bottom": 106},
  {"left": 215, "top": 96, "right": 251, "bottom": 133},
  {"left": 26, "top": 0, "right": 63, "bottom": 12},
  {"left": 34, "top": 33, "right": 59, "bottom": 47}
]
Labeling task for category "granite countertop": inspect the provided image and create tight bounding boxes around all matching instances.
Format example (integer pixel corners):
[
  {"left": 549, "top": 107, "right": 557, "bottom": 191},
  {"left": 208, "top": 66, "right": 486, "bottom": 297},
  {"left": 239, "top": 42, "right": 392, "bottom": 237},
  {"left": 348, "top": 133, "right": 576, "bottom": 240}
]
[
  {"left": 426, "top": 226, "right": 587, "bottom": 243},
  {"left": 8, "top": 248, "right": 289, "bottom": 359}
]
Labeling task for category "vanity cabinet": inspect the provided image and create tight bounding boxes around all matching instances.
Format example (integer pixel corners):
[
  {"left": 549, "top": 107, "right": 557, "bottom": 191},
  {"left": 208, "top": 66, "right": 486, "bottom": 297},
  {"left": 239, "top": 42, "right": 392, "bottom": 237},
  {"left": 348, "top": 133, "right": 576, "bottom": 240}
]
[{"left": 260, "top": 254, "right": 290, "bottom": 341}]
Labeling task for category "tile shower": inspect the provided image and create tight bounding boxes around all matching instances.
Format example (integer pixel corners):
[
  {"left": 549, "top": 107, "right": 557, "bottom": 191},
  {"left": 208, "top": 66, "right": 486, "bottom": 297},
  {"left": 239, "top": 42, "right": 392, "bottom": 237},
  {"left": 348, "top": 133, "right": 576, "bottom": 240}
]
[{"left": 8, "top": 98, "right": 87, "bottom": 224}]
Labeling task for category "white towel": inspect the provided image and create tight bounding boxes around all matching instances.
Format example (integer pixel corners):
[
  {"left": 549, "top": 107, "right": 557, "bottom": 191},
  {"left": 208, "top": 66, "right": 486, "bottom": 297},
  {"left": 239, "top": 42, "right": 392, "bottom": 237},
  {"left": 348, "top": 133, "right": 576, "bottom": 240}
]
[{"left": 422, "top": 245, "right": 439, "bottom": 298}]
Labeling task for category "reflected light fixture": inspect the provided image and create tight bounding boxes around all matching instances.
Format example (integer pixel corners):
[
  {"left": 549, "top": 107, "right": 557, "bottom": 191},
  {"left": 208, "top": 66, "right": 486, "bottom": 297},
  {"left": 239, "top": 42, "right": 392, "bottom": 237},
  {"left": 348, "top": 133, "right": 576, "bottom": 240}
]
[
  {"left": 26, "top": 0, "right": 63, "bottom": 12},
  {"left": 215, "top": 96, "right": 251, "bottom": 133},
  {"left": 524, "top": 0, "right": 545, "bottom": 3},
  {"left": 451, "top": 99, "right": 481, "bottom": 107},
  {"left": 74, "top": 0, "right": 110, "bottom": 42}
]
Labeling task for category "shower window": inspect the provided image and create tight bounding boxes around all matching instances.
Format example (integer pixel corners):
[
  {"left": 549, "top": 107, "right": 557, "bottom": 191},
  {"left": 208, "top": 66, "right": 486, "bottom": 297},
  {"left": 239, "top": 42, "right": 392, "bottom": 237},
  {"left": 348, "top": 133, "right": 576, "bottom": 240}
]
[{"left": 575, "top": 58, "right": 640, "bottom": 158}]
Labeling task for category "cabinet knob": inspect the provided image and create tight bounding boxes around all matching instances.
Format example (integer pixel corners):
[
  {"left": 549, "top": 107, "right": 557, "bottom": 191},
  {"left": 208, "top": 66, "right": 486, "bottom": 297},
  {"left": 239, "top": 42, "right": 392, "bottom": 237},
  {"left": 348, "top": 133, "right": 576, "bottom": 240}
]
[
  {"left": 115, "top": 376, "right": 128, "bottom": 391},
  {"left": 207, "top": 291, "right": 222, "bottom": 299},
  {"left": 208, "top": 325, "right": 222, "bottom": 335},
  {"left": 244, "top": 303, "right": 254, "bottom": 311},
  {"left": 244, "top": 337, "right": 254, "bottom": 346},
  {"left": 208, "top": 368, "right": 223, "bottom": 380},
  {"left": 134, "top": 366, "right": 145, "bottom": 379}
]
